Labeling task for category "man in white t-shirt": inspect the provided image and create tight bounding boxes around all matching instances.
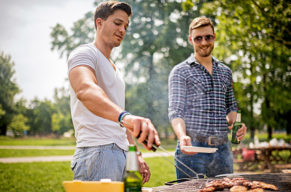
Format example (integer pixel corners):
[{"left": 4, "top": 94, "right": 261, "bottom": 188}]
[{"left": 68, "top": 1, "right": 160, "bottom": 183}]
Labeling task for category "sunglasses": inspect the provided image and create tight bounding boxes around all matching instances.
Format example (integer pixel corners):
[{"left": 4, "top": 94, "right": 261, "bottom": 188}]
[{"left": 192, "top": 35, "right": 215, "bottom": 44}]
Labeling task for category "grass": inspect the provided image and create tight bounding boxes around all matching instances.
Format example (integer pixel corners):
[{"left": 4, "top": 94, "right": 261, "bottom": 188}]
[
  {"left": 143, "top": 156, "right": 176, "bottom": 187},
  {"left": 0, "top": 134, "right": 289, "bottom": 191},
  {"left": 0, "top": 149, "right": 75, "bottom": 158},
  {"left": 0, "top": 157, "right": 175, "bottom": 192},
  {"left": 0, "top": 136, "right": 76, "bottom": 146},
  {"left": 0, "top": 161, "right": 73, "bottom": 192}
]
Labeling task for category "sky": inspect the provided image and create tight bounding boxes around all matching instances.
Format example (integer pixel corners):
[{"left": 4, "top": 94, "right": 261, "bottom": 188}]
[{"left": 0, "top": 0, "right": 95, "bottom": 101}]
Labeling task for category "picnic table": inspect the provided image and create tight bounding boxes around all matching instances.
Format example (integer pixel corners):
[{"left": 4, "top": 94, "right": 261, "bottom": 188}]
[
  {"left": 233, "top": 146, "right": 291, "bottom": 172},
  {"left": 249, "top": 146, "right": 291, "bottom": 171}
]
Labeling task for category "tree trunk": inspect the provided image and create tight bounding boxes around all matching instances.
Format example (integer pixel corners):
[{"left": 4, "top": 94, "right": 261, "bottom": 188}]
[
  {"left": 249, "top": 57, "right": 255, "bottom": 140},
  {"left": 146, "top": 54, "right": 155, "bottom": 120},
  {"left": 0, "top": 125, "right": 7, "bottom": 135},
  {"left": 266, "top": 98, "right": 272, "bottom": 140}
]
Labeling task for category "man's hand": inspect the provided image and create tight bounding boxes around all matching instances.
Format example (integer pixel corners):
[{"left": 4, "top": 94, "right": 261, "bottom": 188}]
[
  {"left": 122, "top": 115, "right": 160, "bottom": 150},
  {"left": 228, "top": 123, "right": 247, "bottom": 142},
  {"left": 179, "top": 135, "right": 197, "bottom": 155},
  {"left": 236, "top": 123, "right": 247, "bottom": 142},
  {"left": 137, "top": 155, "right": 150, "bottom": 184}
]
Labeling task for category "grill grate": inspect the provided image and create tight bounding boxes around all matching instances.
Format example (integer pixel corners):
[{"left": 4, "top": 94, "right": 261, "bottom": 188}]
[{"left": 152, "top": 173, "right": 291, "bottom": 192}]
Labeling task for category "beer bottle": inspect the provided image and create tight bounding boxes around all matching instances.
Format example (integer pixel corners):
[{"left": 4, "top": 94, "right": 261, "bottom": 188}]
[
  {"left": 231, "top": 109, "right": 242, "bottom": 144},
  {"left": 123, "top": 145, "right": 142, "bottom": 192}
]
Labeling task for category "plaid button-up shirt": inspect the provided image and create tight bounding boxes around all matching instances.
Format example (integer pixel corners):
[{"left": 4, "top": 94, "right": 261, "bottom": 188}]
[{"left": 168, "top": 54, "right": 237, "bottom": 137}]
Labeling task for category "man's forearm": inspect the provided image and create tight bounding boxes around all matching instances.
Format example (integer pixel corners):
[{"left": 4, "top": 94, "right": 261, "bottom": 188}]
[
  {"left": 171, "top": 118, "right": 187, "bottom": 140},
  {"left": 77, "top": 83, "right": 122, "bottom": 122},
  {"left": 226, "top": 111, "right": 237, "bottom": 125}
]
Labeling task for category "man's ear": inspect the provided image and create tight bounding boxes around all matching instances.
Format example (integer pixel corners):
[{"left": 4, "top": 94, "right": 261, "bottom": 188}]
[
  {"left": 95, "top": 18, "right": 103, "bottom": 28},
  {"left": 188, "top": 36, "right": 193, "bottom": 44}
]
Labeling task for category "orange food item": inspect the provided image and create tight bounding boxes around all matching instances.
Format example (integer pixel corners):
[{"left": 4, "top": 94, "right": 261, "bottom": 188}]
[{"left": 230, "top": 185, "right": 248, "bottom": 192}]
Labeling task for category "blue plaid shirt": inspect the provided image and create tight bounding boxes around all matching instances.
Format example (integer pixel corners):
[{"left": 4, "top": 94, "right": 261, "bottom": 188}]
[{"left": 168, "top": 54, "right": 237, "bottom": 137}]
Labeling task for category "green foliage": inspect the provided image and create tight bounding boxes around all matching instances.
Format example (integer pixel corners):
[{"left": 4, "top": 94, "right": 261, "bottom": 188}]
[
  {"left": 201, "top": 0, "right": 291, "bottom": 137},
  {"left": 51, "top": 87, "right": 73, "bottom": 135},
  {"left": 50, "top": 12, "right": 95, "bottom": 59},
  {"left": 7, "top": 114, "right": 29, "bottom": 137},
  {"left": 0, "top": 104, "right": 5, "bottom": 117},
  {"left": 0, "top": 52, "right": 20, "bottom": 135},
  {"left": 182, "top": 0, "right": 194, "bottom": 11},
  {"left": 26, "top": 99, "right": 55, "bottom": 135}
]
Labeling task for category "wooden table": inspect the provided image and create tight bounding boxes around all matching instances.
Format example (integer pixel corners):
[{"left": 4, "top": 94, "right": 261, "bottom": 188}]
[{"left": 249, "top": 146, "right": 291, "bottom": 171}]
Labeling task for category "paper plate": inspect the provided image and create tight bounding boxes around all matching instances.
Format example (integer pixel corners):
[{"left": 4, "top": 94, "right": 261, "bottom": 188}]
[{"left": 183, "top": 146, "right": 218, "bottom": 153}]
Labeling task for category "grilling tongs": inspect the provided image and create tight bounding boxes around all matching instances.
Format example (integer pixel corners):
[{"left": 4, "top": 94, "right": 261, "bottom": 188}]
[{"left": 137, "top": 133, "right": 207, "bottom": 180}]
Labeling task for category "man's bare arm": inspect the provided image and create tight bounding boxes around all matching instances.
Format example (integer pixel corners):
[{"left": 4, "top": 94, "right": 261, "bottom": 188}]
[{"left": 69, "top": 65, "right": 122, "bottom": 122}]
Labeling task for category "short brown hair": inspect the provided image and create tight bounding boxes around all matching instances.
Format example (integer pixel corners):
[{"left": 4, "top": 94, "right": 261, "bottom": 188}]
[
  {"left": 189, "top": 16, "right": 214, "bottom": 35},
  {"left": 94, "top": 1, "right": 132, "bottom": 30}
]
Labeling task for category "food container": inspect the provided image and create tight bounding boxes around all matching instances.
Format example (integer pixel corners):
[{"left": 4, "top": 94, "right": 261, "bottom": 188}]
[{"left": 63, "top": 179, "right": 124, "bottom": 192}]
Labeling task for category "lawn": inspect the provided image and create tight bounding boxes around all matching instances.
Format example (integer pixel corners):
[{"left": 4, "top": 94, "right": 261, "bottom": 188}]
[
  {"left": 0, "top": 161, "right": 73, "bottom": 192},
  {"left": 0, "top": 149, "right": 75, "bottom": 158},
  {"left": 0, "top": 157, "right": 175, "bottom": 192},
  {"left": 0, "top": 136, "right": 76, "bottom": 146},
  {"left": 0, "top": 134, "right": 289, "bottom": 192}
]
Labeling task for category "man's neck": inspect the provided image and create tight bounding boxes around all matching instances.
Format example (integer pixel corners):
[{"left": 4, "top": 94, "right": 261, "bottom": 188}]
[
  {"left": 194, "top": 54, "right": 212, "bottom": 67},
  {"left": 94, "top": 37, "right": 112, "bottom": 59},
  {"left": 194, "top": 53, "right": 213, "bottom": 75}
]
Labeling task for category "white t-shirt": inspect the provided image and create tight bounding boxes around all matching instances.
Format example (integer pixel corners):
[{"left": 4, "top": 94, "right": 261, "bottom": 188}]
[{"left": 67, "top": 43, "right": 128, "bottom": 151}]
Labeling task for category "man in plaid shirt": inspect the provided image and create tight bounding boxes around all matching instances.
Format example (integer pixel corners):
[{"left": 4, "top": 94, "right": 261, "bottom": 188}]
[{"left": 168, "top": 16, "right": 247, "bottom": 178}]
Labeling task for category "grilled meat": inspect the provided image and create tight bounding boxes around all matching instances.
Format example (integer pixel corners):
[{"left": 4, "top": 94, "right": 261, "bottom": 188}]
[
  {"left": 251, "top": 181, "right": 278, "bottom": 191},
  {"left": 200, "top": 177, "right": 278, "bottom": 192},
  {"left": 230, "top": 185, "right": 248, "bottom": 192}
]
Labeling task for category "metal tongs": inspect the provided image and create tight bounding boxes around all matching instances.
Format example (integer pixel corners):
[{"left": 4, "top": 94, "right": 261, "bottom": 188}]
[{"left": 137, "top": 133, "right": 207, "bottom": 180}]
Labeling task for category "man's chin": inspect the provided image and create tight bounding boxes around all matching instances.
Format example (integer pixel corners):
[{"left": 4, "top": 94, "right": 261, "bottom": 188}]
[
  {"left": 113, "top": 42, "right": 121, "bottom": 47},
  {"left": 199, "top": 52, "right": 212, "bottom": 57}
]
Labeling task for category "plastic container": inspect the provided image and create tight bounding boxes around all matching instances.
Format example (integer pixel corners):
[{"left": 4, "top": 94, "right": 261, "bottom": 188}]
[{"left": 63, "top": 179, "right": 124, "bottom": 192}]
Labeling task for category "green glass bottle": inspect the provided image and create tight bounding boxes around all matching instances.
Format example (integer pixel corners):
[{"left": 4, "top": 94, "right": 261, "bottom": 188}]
[
  {"left": 123, "top": 145, "right": 142, "bottom": 192},
  {"left": 231, "top": 109, "right": 242, "bottom": 144}
]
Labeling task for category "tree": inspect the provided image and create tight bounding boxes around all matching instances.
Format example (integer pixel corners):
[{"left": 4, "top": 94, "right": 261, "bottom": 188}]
[
  {"left": 51, "top": 86, "right": 73, "bottom": 135},
  {"left": 201, "top": 0, "right": 291, "bottom": 139},
  {"left": 0, "top": 52, "right": 20, "bottom": 135},
  {"left": 7, "top": 114, "right": 29, "bottom": 137},
  {"left": 27, "top": 99, "right": 55, "bottom": 135}
]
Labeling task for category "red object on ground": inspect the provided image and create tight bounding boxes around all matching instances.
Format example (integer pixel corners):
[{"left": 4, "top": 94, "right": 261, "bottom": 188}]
[{"left": 242, "top": 148, "right": 255, "bottom": 161}]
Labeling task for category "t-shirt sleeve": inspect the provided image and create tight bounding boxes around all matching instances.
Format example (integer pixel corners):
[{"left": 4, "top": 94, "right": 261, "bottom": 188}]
[{"left": 67, "top": 45, "right": 96, "bottom": 73}]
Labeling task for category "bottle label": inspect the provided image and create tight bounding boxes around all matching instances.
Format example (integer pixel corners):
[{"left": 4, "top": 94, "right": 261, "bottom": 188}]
[
  {"left": 236, "top": 113, "right": 241, "bottom": 122},
  {"left": 125, "top": 186, "right": 141, "bottom": 192}
]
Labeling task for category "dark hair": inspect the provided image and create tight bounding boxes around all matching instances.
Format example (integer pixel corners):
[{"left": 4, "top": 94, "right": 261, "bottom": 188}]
[
  {"left": 189, "top": 16, "right": 214, "bottom": 35},
  {"left": 94, "top": 1, "right": 132, "bottom": 30}
]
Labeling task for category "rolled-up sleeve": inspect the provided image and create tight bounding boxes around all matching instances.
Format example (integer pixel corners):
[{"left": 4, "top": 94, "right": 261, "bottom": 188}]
[
  {"left": 168, "top": 67, "right": 186, "bottom": 121},
  {"left": 225, "top": 71, "right": 237, "bottom": 114}
]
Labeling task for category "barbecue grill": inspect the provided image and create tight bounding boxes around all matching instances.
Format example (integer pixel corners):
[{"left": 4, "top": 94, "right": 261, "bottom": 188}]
[{"left": 151, "top": 173, "right": 291, "bottom": 192}]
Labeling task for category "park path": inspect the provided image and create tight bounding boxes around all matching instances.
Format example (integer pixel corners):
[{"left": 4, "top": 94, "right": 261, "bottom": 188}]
[{"left": 0, "top": 145, "right": 174, "bottom": 163}]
